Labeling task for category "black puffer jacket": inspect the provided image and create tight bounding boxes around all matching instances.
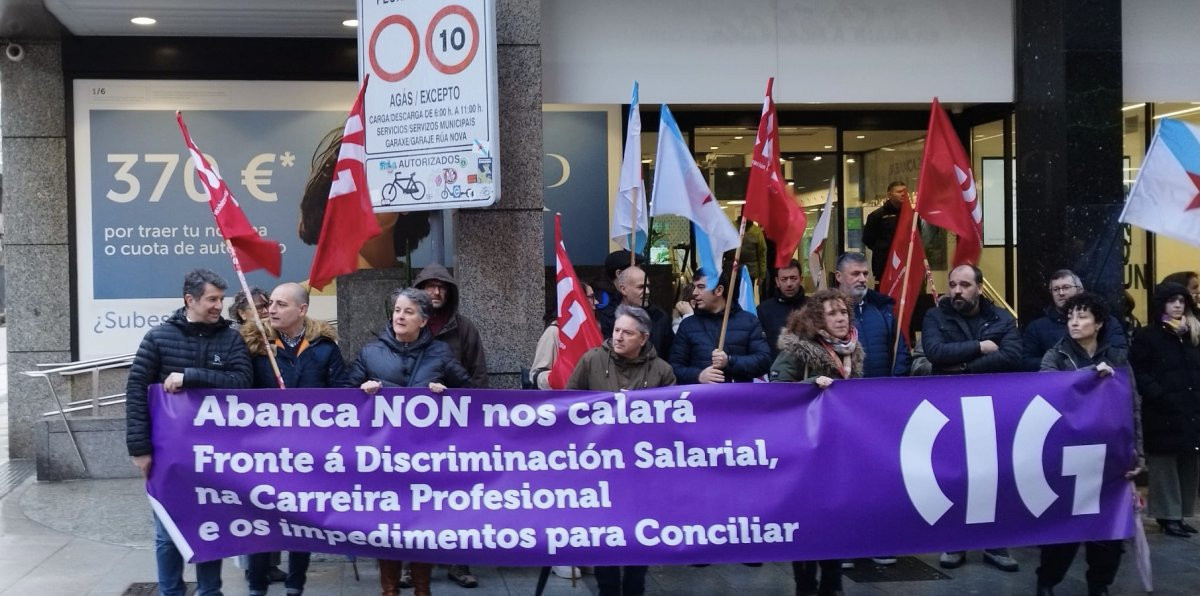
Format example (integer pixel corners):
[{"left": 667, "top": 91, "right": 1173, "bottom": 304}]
[
  {"left": 669, "top": 305, "right": 771, "bottom": 384},
  {"left": 346, "top": 326, "right": 472, "bottom": 389},
  {"left": 126, "top": 308, "right": 252, "bottom": 456},
  {"left": 921, "top": 296, "right": 1021, "bottom": 374},
  {"left": 1130, "top": 321, "right": 1200, "bottom": 453}
]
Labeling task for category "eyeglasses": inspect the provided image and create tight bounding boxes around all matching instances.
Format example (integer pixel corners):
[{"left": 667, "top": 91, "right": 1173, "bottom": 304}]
[{"left": 1051, "top": 285, "right": 1079, "bottom": 294}]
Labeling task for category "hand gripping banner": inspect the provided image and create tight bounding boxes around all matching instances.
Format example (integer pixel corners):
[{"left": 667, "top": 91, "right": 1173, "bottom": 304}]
[{"left": 147, "top": 370, "right": 1136, "bottom": 564}]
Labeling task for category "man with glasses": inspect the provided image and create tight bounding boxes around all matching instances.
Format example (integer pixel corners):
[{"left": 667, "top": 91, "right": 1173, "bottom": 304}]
[{"left": 1020, "top": 269, "right": 1127, "bottom": 371}]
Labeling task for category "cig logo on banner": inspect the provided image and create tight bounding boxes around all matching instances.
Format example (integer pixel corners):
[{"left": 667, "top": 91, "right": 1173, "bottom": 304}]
[{"left": 900, "top": 395, "right": 1107, "bottom": 526}]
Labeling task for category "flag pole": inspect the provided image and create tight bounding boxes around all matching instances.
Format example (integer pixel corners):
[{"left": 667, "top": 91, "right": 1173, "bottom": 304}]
[
  {"left": 225, "top": 239, "right": 286, "bottom": 389},
  {"left": 717, "top": 217, "right": 749, "bottom": 352},
  {"left": 630, "top": 185, "right": 639, "bottom": 268},
  {"left": 891, "top": 204, "right": 921, "bottom": 374}
]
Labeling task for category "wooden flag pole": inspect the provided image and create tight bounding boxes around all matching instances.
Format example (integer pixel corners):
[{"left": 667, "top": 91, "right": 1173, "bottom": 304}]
[
  {"left": 716, "top": 217, "right": 749, "bottom": 352},
  {"left": 890, "top": 207, "right": 921, "bottom": 374},
  {"left": 224, "top": 239, "right": 286, "bottom": 389}
]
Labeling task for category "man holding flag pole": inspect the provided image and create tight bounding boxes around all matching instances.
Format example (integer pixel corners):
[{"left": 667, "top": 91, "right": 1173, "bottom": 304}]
[{"left": 653, "top": 102, "right": 770, "bottom": 385}]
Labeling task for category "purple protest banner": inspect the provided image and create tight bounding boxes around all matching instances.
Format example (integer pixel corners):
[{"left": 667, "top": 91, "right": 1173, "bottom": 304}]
[{"left": 147, "top": 369, "right": 1136, "bottom": 565}]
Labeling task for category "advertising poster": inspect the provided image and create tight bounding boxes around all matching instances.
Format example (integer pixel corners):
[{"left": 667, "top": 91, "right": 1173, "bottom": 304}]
[{"left": 73, "top": 80, "right": 452, "bottom": 359}]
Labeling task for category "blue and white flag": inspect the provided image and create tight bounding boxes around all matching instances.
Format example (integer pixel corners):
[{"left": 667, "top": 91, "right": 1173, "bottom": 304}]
[
  {"left": 1121, "top": 118, "right": 1200, "bottom": 247},
  {"left": 737, "top": 264, "right": 757, "bottom": 316},
  {"left": 651, "top": 104, "right": 739, "bottom": 279}
]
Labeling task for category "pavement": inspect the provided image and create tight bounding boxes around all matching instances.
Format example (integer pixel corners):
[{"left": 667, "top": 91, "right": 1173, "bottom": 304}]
[{"left": 1, "top": 321, "right": 1199, "bottom": 594}]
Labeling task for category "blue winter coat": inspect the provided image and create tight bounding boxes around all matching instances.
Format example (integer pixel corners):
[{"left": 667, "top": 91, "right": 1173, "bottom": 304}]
[
  {"left": 854, "top": 290, "right": 911, "bottom": 378},
  {"left": 757, "top": 292, "right": 806, "bottom": 360},
  {"left": 1021, "top": 305, "right": 1128, "bottom": 372},
  {"left": 242, "top": 318, "right": 348, "bottom": 389},
  {"left": 669, "top": 305, "right": 771, "bottom": 384}
]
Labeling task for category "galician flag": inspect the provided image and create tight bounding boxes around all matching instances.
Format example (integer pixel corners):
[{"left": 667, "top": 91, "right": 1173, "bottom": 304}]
[
  {"left": 1120, "top": 117, "right": 1200, "bottom": 247},
  {"left": 609, "top": 82, "right": 648, "bottom": 250},
  {"left": 807, "top": 179, "right": 836, "bottom": 288},
  {"left": 651, "top": 104, "right": 739, "bottom": 279},
  {"left": 737, "top": 264, "right": 758, "bottom": 316}
]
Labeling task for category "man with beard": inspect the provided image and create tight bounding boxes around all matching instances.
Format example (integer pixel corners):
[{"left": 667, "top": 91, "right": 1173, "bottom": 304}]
[
  {"left": 757, "top": 259, "right": 806, "bottom": 360},
  {"left": 922, "top": 264, "right": 1022, "bottom": 572},
  {"left": 1020, "top": 269, "right": 1127, "bottom": 371},
  {"left": 596, "top": 265, "right": 674, "bottom": 358}
]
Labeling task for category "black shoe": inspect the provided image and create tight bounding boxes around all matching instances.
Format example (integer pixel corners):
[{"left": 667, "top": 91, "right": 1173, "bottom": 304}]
[
  {"left": 742, "top": 562, "right": 763, "bottom": 567},
  {"left": 268, "top": 566, "right": 287, "bottom": 583},
  {"left": 1087, "top": 587, "right": 1109, "bottom": 596},
  {"left": 1180, "top": 520, "right": 1199, "bottom": 533},
  {"left": 448, "top": 564, "right": 479, "bottom": 588},
  {"left": 1036, "top": 585, "right": 1054, "bottom": 596},
  {"left": 1158, "top": 519, "right": 1191, "bottom": 538}
]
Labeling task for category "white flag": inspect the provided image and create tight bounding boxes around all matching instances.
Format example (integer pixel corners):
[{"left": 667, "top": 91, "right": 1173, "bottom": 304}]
[
  {"left": 609, "top": 82, "right": 647, "bottom": 249},
  {"left": 807, "top": 179, "right": 836, "bottom": 288}
]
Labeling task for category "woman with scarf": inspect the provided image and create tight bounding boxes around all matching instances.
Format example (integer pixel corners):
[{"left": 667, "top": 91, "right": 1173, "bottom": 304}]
[
  {"left": 1037, "top": 292, "right": 1143, "bottom": 596},
  {"left": 769, "top": 288, "right": 863, "bottom": 596},
  {"left": 347, "top": 287, "right": 472, "bottom": 596},
  {"left": 1130, "top": 281, "right": 1200, "bottom": 540}
]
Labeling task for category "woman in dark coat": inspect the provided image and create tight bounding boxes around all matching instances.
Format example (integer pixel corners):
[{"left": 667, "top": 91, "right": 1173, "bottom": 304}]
[
  {"left": 1130, "top": 282, "right": 1200, "bottom": 539},
  {"left": 347, "top": 287, "right": 471, "bottom": 596},
  {"left": 769, "top": 289, "right": 863, "bottom": 596},
  {"left": 1037, "top": 292, "right": 1142, "bottom": 596}
]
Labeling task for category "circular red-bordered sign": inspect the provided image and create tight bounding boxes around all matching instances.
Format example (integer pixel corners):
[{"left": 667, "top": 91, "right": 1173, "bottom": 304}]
[
  {"left": 424, "top": 5, "right": 480, "bottom": 75},
  {"left": 369, "top": 15, "right": 421, "bottom": 83}
]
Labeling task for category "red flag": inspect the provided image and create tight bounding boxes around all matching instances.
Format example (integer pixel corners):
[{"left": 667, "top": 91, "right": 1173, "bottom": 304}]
[
  {"left": 308, "top": 76, "right": 383, "bottom": 290},
  {"left": 176, "top": 113, "right": 282, "bottom": 276},
  {"left": 914, "top": 97, "right": 983, "bottom": 266},
  {"left": 743, "top": 78, "right": 807, "bottom": 268},
  {"left": 547, "top": 214, "right": 603, "bottom": 389},
  {"left": 879, "top": 198, "right": 928, "bottom": 341}
]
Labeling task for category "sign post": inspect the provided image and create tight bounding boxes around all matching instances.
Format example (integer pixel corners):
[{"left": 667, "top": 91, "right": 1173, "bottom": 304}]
[{"left": 358, "top": 0, "right": 500, "bottom": 212}]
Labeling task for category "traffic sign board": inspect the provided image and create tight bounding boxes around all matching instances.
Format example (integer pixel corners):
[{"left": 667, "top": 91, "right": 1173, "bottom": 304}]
[{"left": 358, "top": 0, "right": 499, "bottom": 211}]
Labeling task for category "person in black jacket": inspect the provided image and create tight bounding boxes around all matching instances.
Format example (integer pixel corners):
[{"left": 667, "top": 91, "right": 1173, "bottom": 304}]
[
  {"left": 242, "top": 282, "right": 348, "bottom": 596},
  {"left": 861, "top": 181, "right": 907, "bottom": 281},
  {"left": 595, "top": 265, "right": 674, "bottom": 358},
  {"left": 1130, "top": 281, "right": 1200, "bottom": 540},
  {"left": 669, "top": 267, "right": 771, "bottom": 384},
  {"left": 757, "top": 259, "right": 806, "bottom": 360},
  {"left": 347, "top": 287, "right": 471, "bottom": 596},
  {"left": 1020, "top": 269, "right": 1127, "bottom": 371},
  {"left": 125, "top": 268, "right": 252, "bottom": 596},
  {"left": 1036, "top": 292, "right": 1142, "bottom": 596},
  {"left": 922, "top": 265, "right": 1022, "bottom": 573}
]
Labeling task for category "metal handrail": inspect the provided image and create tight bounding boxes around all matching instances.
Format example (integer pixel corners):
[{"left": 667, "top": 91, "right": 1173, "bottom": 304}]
[{"left": 22, "top": 353, "right": 136, "bottom": 471}]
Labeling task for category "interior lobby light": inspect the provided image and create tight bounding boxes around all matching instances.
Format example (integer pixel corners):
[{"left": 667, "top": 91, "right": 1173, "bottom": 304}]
[
  {"left": 855, "top": 135, "right": 866, "bottom": 139},
  {"left": 130, "top": 17, "right": 156, "bottom": 25},
  {"left": 1121, "top": 103, "right": 1146, "bottom": 112},
  {"left": 343, "top": 19, "right": 359, "bottom": 27},
  {"left": 734, "top": 136, "right": 744, "bottom": 140},
  {"left": 813, "top": 156, "right": 822, "bottom": 161},
  {"left": 1153, "top": 106, "right": 1200, "bottom": 120},
  {"left": 709, "top": 146, "right": 719, "bottom": 150}
]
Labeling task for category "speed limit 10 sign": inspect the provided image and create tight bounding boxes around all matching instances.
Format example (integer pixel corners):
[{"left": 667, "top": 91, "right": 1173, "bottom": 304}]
[{"left": 358, "top": 0, "right": 499, "bottom": 212}]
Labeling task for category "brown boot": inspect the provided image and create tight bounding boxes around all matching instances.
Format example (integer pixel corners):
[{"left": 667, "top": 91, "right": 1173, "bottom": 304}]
[
  {"left": 410, "top": 562, "right": 433, "bottom": 596},
  {"left": 378, "top": 559, "right": 403, "bottom": 596}
]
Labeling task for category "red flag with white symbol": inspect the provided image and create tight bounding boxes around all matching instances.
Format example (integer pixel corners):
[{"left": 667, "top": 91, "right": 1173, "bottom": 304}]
[
  {"left": 879, "top": 198, "right": 927, "bottom": 342},
  {"left": 548, "top": 214, "right": 603, "bottom": 390},
  {"left": 176, "top": 112, "right": 282, "bottom": 276},
  {"left": 308, "top": 76, "right": 384, "bottom": 290},
  {"left": 915, "top": 98, "right": 983, "bottom": 266},
  {"left": 744, "top": 78, "right": 807, "bottom": 268}
]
